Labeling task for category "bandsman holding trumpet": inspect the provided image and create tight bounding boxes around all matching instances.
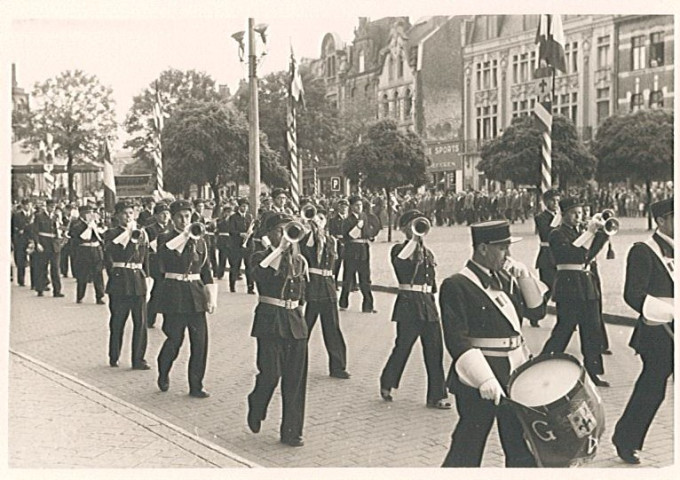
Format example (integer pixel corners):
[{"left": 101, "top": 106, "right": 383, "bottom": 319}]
[
  {"left": 613, "top": 198, "right": 674, "bottom": 465},
  {"left": 103, "top": 200, "right": 151, "bottom": 370},
  {"left": 227, "top": 197, "right": 255, "bottom": 294},
  {"left": 299, "top": 203, "right": 350, "bottom": 380},
  {"left": 247, "top": 213, "right": 309, "bottom": 447},
  {"left": 144, "top": 202, "right": 173, "bottom": 328},
  {"left": 69, "top": 204, "right": 105, "bottom": 305},
  {"left": 380, "top": 210, "right": 449, "bottom": 409},
  {"left": 214, "top": 203, "right": 234, "bottom": 279}
]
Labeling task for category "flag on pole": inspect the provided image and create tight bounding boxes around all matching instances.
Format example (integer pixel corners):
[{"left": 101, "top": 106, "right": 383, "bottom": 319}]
[
  {"left": 102, "top": 140, "right": 116, "bottom": 213},
  {"left": 151, "top": 84, "right": 165, "bottom": 192},
  {"left": 536, "top": 14, "right": 566, "bottom": 73},
  {"left": 41, "top": 135, "right": 56, "bottom": 198},
  {"left": 287, "top": 46, "right": 305, "bottom": 211}
]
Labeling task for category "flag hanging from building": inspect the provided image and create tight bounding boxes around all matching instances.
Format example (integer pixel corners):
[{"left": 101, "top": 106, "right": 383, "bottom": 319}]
[
  {"left": 151, "top": 84, "right": 165, "bottom": 192},
  {"left": 287, "top": 47, "right": 305, "bottom": 210},
  {"left": 536, "top": 14, "right": 566, "bottom": 73},
  {"left": 102, "top": 139, "right": 116, "bottom": 213}
]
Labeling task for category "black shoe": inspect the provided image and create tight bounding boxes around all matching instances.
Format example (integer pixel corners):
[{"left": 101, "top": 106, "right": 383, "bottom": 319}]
[
  {"left": 230, "top": 286, "right": 236, "bottom": 293},
  {"left": 613, "top": 442, "right": 641, "bottom": 464},
  {"left": 96, "top": 298, "right": 105, "bottom": 305},
  {"left": 603, "top": 349, "right": 613, "bottom": 355},
  {"left": 157, "top": 374, "right": 169, "bottom": 392},
  {"left": 18, "top": 283, "right": 25, "bottom": 287},
  {"left": 280, "top": 436, "right": 304, "bottom": 447},
  {"left": 380, "top": 387, "right": 393, "bottom": 402},
  {"left": 132, "top": 361, "right": 151, "bottom": 370},
  {"left": 109, "top": 360, "right": 119, "bottom": 367},
  {"left": 189, "top": 390, "right": 210, "bottom": 399},
  {"left": 247, "top": 288, "right": 255, "bottom": 295},
  {"left": 530, "top": 321, "right": 540, "bottom": 328},
  {"left": 76, "top": 299, "right": 83, "bottom": 304},
  {"left": 53, "top": 292, "right": 64, "bottom": 298},
  {"left": 247, "top": 408, "right": 261, "bottom": 434},
  {"left": 37, "top": 291, "right": 44, "bottom": 297},
  {"left": 147, "top": 323, "right": 155, "bottom": 329},
  {"left": 330, "top": 370, "right": 351, "bottom": 379},
  {"left": 362, "top": 309, "right": 378, "bottom": 314},
  {"left": 591, "top": 375, "right": 610, "bottom": 388}
]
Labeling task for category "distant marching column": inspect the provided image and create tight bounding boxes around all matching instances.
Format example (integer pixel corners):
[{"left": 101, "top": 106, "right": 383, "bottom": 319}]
[{"left": 287, "top": 46, "right": 305, "bottom": 211}]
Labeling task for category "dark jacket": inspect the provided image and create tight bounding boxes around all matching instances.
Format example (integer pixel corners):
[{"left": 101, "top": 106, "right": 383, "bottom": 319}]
[
  {"left": 390, "top": 241, "right": 439, "bottom": 323},
  {"left": 144, "top": 220, "right": 173, "bottom": 280},
  {"left": 341, "top": 213, "right": 371, "bottom": 261},
  {"left": 33, "top": 211, "right": 64, "bottom": 253},
  {"left": 300, "top": 230, "right": 337, "bottom": 303},
  {"left": 534, "top": 209, "right": 557, "bottom": 269},
  {"left": 103, "top": 226, "right": 149, "bottom": 296},
  {"left": 227, "top": 211, "right": 254, "bottom": 250},
  {"left": 69, "top": 217, "right": 104, "bottom": 279}
]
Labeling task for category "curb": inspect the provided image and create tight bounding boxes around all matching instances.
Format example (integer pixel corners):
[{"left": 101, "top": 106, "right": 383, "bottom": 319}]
[{"left": 9, "top": 349, "right": 261, "bottom": 468}]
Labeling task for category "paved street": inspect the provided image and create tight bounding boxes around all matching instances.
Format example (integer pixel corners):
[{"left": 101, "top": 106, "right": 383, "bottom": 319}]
[{"left": 9, "top": 219, "right": 673, "bottom": 469}]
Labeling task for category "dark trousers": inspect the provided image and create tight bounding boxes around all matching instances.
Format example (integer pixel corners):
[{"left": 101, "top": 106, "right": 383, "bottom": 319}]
[
  {"left": 305, "top": 300, "right": 347, "bottom": 374},
  {"left": 248, "top": 337, "right": 308, "bottom": 440},
  {"left": 380, "top": 320, "right": 447, "bottom": 404},
  {"left": 339, "top": 257, "right": 373, "bottom": 311},
  {"left": 146, "top": 276, "right": 162, "bottom": 327},
  {"left": 76, "top": 265, "right": 104, "bottom": 302},
  {"left": 35, "top": 250, "right": 61, "bottom": 294},
  {"left": 157, "top": 312, "right": 208, "bottom": 393},
  {"left": 228, "top": 248, "right": 253, "bottom": 290},
  {"left": 538, "top": 266, "right": 556, "bottom": 300},
  {"left": 29, "top": 253, "right": 39, "bottom": 289},
  {"left": 442, "top": 384, "right": 536, "bottom": 467},
  {"left": 613, "top": 346, "right": 674, "bottom": 451},
  {"left": 208, "top": 245, "right": 218, "bottom": 278},
  {"left": 13, "top": 245, "right": 28, "bottom": 286},
  {"left": 216, "top": 247, "right": 229, "bottom": 279},
  {"left": 108, "top": 294, "right": 147, "bottom": 366},
  {"left": 60, "top": 244, "right": 71, "bottom": 276},
  {"left": 541, "top": 299, "right": 604, "bottom": 376}
]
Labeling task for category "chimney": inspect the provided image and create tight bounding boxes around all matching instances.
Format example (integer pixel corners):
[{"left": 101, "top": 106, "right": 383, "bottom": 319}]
[{"left": 12, "top": 63, "right": 17, "bottom": 88}]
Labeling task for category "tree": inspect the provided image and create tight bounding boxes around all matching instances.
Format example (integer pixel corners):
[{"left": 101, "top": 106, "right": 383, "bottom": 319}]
[
  {"left": 478, "top": 114, "right": 597, "bottom": 192},
  {"left": 162, "top": 101, "right": 286, "bottom": 204},
  {"left": 13, "top": 70, "right": 117, "bottom": 201},
  {"left": 124, "top": 68, "right": 222, "bottom": 166},
  {"left": 343, "top": 119, "right": 429, "bottom": 241},
  {"left": 592, "top": 109, "right": 673, "bottom": 229}
]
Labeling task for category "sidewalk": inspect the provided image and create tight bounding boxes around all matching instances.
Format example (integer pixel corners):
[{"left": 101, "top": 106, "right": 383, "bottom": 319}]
[{"left": 8, "top": 352, "right": 257, "bottom": 468}]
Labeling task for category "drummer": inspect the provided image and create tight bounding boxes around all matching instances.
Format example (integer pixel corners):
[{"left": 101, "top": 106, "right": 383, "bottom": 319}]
[{"left": 439, "top": 220, "right": 546, "bottom": 467}]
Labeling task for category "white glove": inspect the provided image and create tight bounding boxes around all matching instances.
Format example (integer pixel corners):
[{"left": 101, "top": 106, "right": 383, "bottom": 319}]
[
  {"left": 206, "top": 302, "right": 216, "bottom": 314},
  {"left": 479, "top": 378, "right": 505, "bottom": 405},
  {"left": 587, "top": 217, "right": 604, "bottom": 234},
  {"left": 357, "top": 219, "right": 364, "bottom": 229},
  {"left": 505, "top": 258, "right": 529, "bottom": 279}
]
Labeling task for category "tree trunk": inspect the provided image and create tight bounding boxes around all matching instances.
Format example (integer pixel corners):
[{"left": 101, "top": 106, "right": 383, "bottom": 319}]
[
  {"left": 210, "top": 181, "right": 221, "bottom": 218},
  {"left": 646, "top": 179, "right": 653, "bottom": 231},
  {"left": 67, "top": 152, "right": 75, "bottom": 202},
  {"left": 385, "top": 186, "right": 392, "bottom": 242}
]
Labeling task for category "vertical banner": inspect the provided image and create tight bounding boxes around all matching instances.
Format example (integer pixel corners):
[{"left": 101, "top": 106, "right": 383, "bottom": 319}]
[{"left": 287, "top": 46, "right": 305, "bottom": 211}]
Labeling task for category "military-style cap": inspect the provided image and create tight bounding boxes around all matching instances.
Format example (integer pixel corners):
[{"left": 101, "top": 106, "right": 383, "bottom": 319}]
[
  {"left": 335, "top": 198, "right": 349, "bottom": 207},
  {"left": 263, "top": 213, "right": 293, "bottom": 233},
  {"left": 399, "top": 209, "right": 425, "bottom": 228},
  {"left": 78, "top": 205, "right": 94, "bottom": 214},
  {"left": 237, "top": 197, "right": 250, "bottom": 206},
  {"left": 348, "top": 195, "right": 363, "bottom": 206},
  {"left": 271, "top": 188, "right": 287, "bottom": 199},
  {"left": 651, "top": 197, "right": 673, "bottom": 219},
  {"left": 20, "top": 198, "right": 32, "bottom": 206},
  {"left": 114, "top": 200, "right": 134, "bottom": 213},
  {"left": 170, "top": 199, "right": 193, "bottom": 216},
  {"left": 558, "top": 197, "right": 583, "bottom": 213},
  {"left": 193, "top": 198, "right": 205, "bottom": 207},
  {"left": 471, "top": 220, "right": 521, "bottom": 247},
  {"left": 153, "top": 203, "right": 170, "bottom": 214},
  {"left": 542, "top": 189, "right": 561, "bottom": 202}
]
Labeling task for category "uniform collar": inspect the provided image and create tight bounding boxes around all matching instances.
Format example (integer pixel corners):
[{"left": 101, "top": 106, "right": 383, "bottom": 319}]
[
  {"left": 467, "top": 260, "right": 498, "bottom": 289},
  {"left": 654, "top": 231, "right": 674, "bottom": 256}
]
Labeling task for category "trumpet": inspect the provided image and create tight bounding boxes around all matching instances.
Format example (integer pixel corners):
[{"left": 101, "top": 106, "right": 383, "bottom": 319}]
[
  {"left": 301, "top": 204, "right": 317, "bottom": 221},
  {"left": 283, "top": 221, "right": 306, "bottom": 244},
  {"left": 130, "top": 228, "right": 144, "bottom": 244},
  {"left": 411, "top": 217, "right": 431, "bottom": 237},
  {"left": 592, "top": 209, "right": 620, "bottom": 236},
  {"left": 188, "top": 222, "right": 206, "bottom": 240}
]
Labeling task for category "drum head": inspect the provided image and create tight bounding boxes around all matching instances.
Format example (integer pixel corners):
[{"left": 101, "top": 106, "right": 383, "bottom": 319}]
[{"left": 509, "top": 354, "right": 582, "bottom": 407}]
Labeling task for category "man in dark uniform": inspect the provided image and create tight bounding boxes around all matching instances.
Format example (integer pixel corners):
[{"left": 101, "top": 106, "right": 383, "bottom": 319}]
[
  {"left": 156, "top": 200, "right": 215, "bottom": 398},
  {"left": 540, "top": 197, "right": 610, "bottom": 386},
  {"left": 380, "top": 210, "right": 449, "bottom": 408},
  {"left": 69, "top": 204, "right": 105, "bottom": 304},
  {"left": 247, "top": 213, "right": 309, "bottom": 447},
  {"left": 271, "top": 188, "right": 293, "bottom": 215},
  {"left": 11, "top": 198, "right": 34, "bottom": 286},
  {"left": 144, "top": 202, "right": 173, "bottom": 327},
  {"left": 137, "top": 197, "right": 155, "bottom": 226},
  {"left": 439, "top": 220, "right": 545, "bottom": 467},
  {"left": 329, "top": 198, "right": 349, "bottom": 289},
  {"left": 299, "top": 206, "right": 350, "bottom": 379},
  {"left": 32, "top": 199, "right": 64, "bottom": 297},
  {"left": 227, "top": 198, "right": 255, "bottom": 293},
  {"left": 103, "top": 201, "right": 150, "bottom": 369},
  {"left": 338, "top": 195, "right": 375, "bottom": 313},
  {"left": 533, "top": 188, "right": 561, "bottom": 310},
  {"left": 612, "top": 198, "right": 674, "bottom": 465},
  {"left": 191, "top": 198, "right": 206, "bottom": 223},
  {"left": 215, "top": 203, "right": 233, "bottom": 279}
]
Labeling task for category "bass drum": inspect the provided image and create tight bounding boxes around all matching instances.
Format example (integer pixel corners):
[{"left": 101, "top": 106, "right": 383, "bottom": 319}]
[{"left": 506, "top": 353, "right": 605, "bottom": 467}]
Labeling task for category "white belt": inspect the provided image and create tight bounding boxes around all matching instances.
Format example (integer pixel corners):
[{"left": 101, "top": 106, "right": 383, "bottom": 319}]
[
  {"left": 259, "top": 296, "right": 299, "bottom": 309},
  {"left": 164, "top": 273, "right": 201, "bottom": 281},
  {"left": 398, "top": 284, "right": 432, "bottom": 293},
  {"left": 218, "top": 233, "right": 231, "bottom": 236},
  {"left": 350, "top": 239, "right": 369, "bottom": 243},
  {"left": 467, "top": 336, "right": 522, "bottom": 350},
  {"left": 557, "top": 264, "right": 588, "bottom": 271},
  {"left": 39, "top": 232, "right": 56, "bottom": 238},
  {"left": 80, "top": 242, "right": 100, "bottom": 247},
  {"left": 308, "top": 268, "right": 333, "bottom": 277},
  {"left": 112, "top": 262, "right": 143, "bottom": 269},
  {"left": 540, "top": 242, "right": 550, "bottom": 247}
]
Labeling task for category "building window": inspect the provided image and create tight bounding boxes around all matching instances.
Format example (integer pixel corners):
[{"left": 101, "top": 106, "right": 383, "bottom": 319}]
[
  {"left": 387, "top": 56, "right": 394, "bottom": 80},
  {"left": 631, "top": 35, "right": 646, "bottom": 71},
  {"left": 404, "top": 89, "right": 412, "bottom": 119},
  {"left": 564, "top": 41, "right": 578, "bottom": 73},
  {"left": 630, "top": 93, "right": 643, "bottom": 112},
  {"left": 364, "top": 83, "right": 371, "bottom": 98},
  {"left": 476, "top": 104, "right": 498, "bottom": 141},
  {"left": 512, "top": 55, "right": 518, "bottom": 83},
  {"left": 649, "top": 90, "right": 664, "bottom": 109},
  {"left": 382, "top": 94, "right": 389, "bottom": 118},
  {"left": 478, "top": 60, "right": 498, "bottom": 90},
  {"left": 649, "top": 32, "right": 664, "bottom": 67},
  {"left": 394, "top": 91, "right": 401, "bottom": 120},
  {"left": 512, "top": 98, "right": 536, "bottom": 118},
  {"left": 476, "top": 63, "right": 482, "bottom": 90},
  {"left": 350, "top": 87, "right": 356, "bottom": 99},
  {"left": 397, "top": 53, "right": 404, "bottom": 78},
  {"left": 596, "top": 87, "right": 610, "bottom": 124},
  {"left": 358, "top": 50, "right": 365, "bottom": 73},
  {"left": 596, "top": 35, "right": 610, "bottom": 69},
  {"left": 553, "top": 92, "right": 578, "bottom": 124}
]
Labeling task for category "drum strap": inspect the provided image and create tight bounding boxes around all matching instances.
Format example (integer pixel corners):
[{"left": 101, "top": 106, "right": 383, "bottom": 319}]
[{"left": 460, "top": 267, "right": 522, "bottom": 335}]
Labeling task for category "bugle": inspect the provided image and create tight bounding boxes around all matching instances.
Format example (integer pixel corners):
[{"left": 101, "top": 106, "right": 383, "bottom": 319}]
[
  {"left": 411, "top": 217, "right": 431, "bottom": 237},
  {"left": 283, "top": 221, "right": 306, "bottom": 244},
  {"left": 188, "top": 222, "right": 206, "bottom": 240}
]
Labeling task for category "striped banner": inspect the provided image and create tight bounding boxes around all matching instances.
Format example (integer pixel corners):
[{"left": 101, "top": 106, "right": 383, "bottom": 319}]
[
  {"left": 152, "top": 86, "right": 165, "bottom": 192},
  {"left": 287, "top": 47, "right": 305, "bottom": 211},
  {"left": 534, "top": 100, "right": 552, "bottom": 193}
]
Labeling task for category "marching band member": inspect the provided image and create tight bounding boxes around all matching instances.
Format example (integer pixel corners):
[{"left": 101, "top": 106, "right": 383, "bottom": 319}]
[
  {"left": 32, "top": 199, "right": 64, "bottom": 298},
  {"left": 156, "top": 200, "right": 215, "bottom": 398},
  {"left": 533, "top": 189, "right": 561, "bottom": 320},
  {"left": 380, "top": 210, "right": 449, "bottom": 409},
  {"left": 214, "top": 203, "right": 234, "bottom": 280},
  {"left": 540, "top": 197, "right": 610, "bottom": 387},
  {"left": 11, "top": 198, "right": 34, "bottom": 287},
  {"left": 227, "top": 198, "right": 255, "bottom": 294},
  {"left": 271, "top": 188, "right": 293, "bottom": 215},
  {"left": 103, "top": 200, "right": 150, "bottom": 369},
  {"left": 613, "top": 198, "right": 674, "bottom": 465},
  {"left": 329, "top": 198, "right": 349, "bottom": 289},
  {"left": 144, "top": 202, "right": 173, "bottom": 327},
  {"left": 439, "top": 220, "right": 545, "bottom": 467},
  {"left": 247, "top": 213, "right": 309, "bottom": 447},
  {"left": 299, "top": 205, "right": 350, "bottom": 379},
  {"left": 69, "top": 204, "right": 105, "bottom": 304}
]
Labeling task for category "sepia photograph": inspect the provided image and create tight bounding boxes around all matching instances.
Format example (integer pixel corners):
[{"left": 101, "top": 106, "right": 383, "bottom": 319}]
[{"left": 1, "top": 0, "right": 676, "bottom": 477}]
